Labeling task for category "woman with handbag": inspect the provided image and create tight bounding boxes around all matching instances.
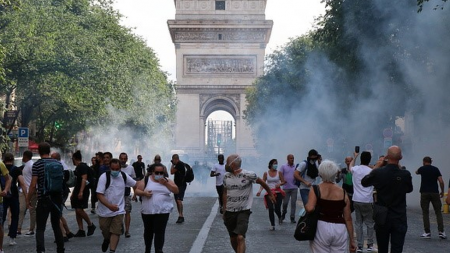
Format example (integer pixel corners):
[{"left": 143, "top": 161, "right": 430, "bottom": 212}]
[
  {"left": 257, "top": 159, "right": 286, "bottom": 231},
  {"left": 305, "top": 160, "right": 357, "bottom": 253}
]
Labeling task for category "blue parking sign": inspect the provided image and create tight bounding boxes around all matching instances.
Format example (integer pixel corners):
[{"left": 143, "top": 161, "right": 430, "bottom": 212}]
[{"left": 18, "top": 127, "right": 29, "bottom": 138}]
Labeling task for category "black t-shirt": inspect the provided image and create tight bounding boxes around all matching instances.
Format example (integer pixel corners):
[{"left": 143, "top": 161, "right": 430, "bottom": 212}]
[
  {"left": 417, "top": 165, "right": 442, "bottom": 193},
  {"left": 6, "top": 164, "right": 21, "bottom": 198},
  {"left": 173, "top": 161, "right": 186, "bottom": 186},
  {"left": 73, "top": 163, "right": 90, "bottom": 195},
  {"left": 132, "top": 161, "right": 145, "bottom": 180}
]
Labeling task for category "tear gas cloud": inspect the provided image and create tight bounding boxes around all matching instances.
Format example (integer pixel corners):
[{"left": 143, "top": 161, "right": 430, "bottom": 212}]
[{"left": 250, "top": 1, "right": 450, "bottom": 205}]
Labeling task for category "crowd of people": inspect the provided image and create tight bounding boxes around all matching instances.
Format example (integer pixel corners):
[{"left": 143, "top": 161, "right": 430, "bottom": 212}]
[{"left": 0, "top": 143, "right": 448, "bottom": 253}]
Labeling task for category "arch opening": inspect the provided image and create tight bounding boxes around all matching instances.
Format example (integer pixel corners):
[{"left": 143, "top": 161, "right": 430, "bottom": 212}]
[{"left": 205, "top": 110, "right": 236, "bottom": 156}]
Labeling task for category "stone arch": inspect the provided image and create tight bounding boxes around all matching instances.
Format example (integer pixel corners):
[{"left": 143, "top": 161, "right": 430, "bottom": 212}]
[{"left": 200, "top": 95, "right": 239, "bottom": 120}]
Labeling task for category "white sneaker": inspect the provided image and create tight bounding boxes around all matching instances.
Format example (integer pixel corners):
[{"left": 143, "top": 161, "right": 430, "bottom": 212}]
[
  {"left": 439, "top": 231, "right": 447, "bottom": 239},
  {"left": 269, "top": 226, "right": 275, "bottom": 231},
  {"left": 9, "top": 237, "right": 17, "bottom": 245},
  {"left": 420, "top": 232, "right": 431, "bottom": 239}
]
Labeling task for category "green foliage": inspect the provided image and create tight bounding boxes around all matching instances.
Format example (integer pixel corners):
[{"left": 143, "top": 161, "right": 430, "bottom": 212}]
[
  {"left": 245, "top": 0, "right": 426, "bottom": 157},
  {"left": 0, "top": 0, "right": 176, "bottom": 149}
]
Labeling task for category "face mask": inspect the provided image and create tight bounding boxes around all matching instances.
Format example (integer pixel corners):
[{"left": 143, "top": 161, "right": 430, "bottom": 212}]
[
  {"left": 272, "top": 165, "right": 278, "bottom": 170},
  {"left": 154, "top": 175, "right": 164, "bottom": 181},
  {"left": 111, "top": 170, "right": 120, "bottom": 178}
]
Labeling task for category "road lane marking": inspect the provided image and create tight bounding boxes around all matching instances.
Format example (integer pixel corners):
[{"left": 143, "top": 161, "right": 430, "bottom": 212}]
[{"left": 189, "top": 199, "right": 220, "bottom": 253}]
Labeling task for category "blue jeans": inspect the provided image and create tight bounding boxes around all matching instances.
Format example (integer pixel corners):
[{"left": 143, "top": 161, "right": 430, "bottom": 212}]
[
  {"left": 300, "top": 188, "right": 310, "bottom": 206},
  {"left": 375, "top": 217, "right": 407, "bottom": 253},
  {"left": 36, "top": 196, "right": 64, "bottom": 253}
]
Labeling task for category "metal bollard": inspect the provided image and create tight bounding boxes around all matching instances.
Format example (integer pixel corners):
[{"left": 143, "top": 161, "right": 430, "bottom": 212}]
[{"left": 443, "top": 192, "right": 449, "bottom": 214}]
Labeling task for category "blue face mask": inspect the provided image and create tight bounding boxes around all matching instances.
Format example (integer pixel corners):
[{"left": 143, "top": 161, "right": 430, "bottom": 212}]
[
  {"left": 272, "top": 164, "right": 278, "bottom": 170},
  {"left": 111, "top": 170, "right": 120, "bottom": 178},
  {"left": 154, "top": 175, "right": 164, "bottom": 181}
]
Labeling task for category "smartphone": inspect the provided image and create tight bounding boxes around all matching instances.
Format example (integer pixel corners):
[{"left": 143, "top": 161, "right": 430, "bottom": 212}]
[{"left": 355, "top": 146, "right": 360, "bottom": 153}]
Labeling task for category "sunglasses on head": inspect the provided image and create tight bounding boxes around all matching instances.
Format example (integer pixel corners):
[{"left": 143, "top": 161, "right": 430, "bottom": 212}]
[{"left": 154, "top": 171, "right": 164, "bottom": 175}]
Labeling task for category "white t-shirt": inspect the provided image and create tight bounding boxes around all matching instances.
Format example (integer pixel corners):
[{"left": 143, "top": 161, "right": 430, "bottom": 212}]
[
  {"left": 121, "top": 164, "right": 136, "bottom": 179},
  {"left": 141, "top": 177, "right": 174, "bottom": 215},
  {"left": 211, "top": 163, "right": 226, "bottom": 186},
  {"left": 296, "top": 161, "right": 318, "bottom": 190},
  {"left": 351, "top": 165, "right": 374, "bottom": 203},
  {"left": 223, "top": 169, "right": 257, "bottom": 212},
  {"left": 96, "top": 172, "right": 136, "bottom": 217},
  {"left": 22, "top": 160, "right": 34, "bottom": 191}
]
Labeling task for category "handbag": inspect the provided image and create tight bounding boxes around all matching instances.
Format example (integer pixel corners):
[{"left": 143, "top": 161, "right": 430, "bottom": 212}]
[{"left": 294, "top": 185, "right": 320, "bottom": 241}]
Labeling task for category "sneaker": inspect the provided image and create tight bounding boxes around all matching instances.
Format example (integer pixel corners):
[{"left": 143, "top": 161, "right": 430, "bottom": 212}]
[
  {"left": 87, "top": 224, "right": 96, "bottom": 236},
  {"left": 90, "top": 209, "right": 96, "bottom": 214},
  {"left": 125, "top": 232, "right": 130, "bottom": 238},
  {"left": 9, "top": 238, "right": 17, "bottom": 245},
  {"left": 25, "top": 231, "right": 35, "bottom": 236},
  {"left": 439, "top": 231, "right": 447, "bottom": 239},
  {"left": 74, "top": 230, "right": 86, "bottom": 237},
  {"left": 420, "top": 232, "right": 431, "bottom": 239},
  {"left": 101, "top": 239, "right": 110, "bottom": 252},
  {"left": 66, "top": 232, "right": 75, "bottom": 239},
  {"left": 356, "top": 247, "right": 363, "bottom": 253},
  {"left": 290, "top": 217, "right": 296, "bottom": 223},
  {"left": 367, "top": 244, "right": 377, "bottom": 252},
  {"left": 176, "top": 217, "right": 184, "bottom": 224},
  {"left": 269, "top": 226, "right": 275, "bottom": 231}
]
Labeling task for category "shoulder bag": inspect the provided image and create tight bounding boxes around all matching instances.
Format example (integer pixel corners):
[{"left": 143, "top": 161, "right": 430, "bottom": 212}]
[{"left": 294, "top": 185, "right": 320, "bottom": 241}]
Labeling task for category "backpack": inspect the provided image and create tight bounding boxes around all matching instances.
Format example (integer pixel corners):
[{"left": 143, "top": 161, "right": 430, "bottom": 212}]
[
  {"left": 43, "top": 160, "right": 65, "bottom": 195},
  {"left": 104, "top": 171, "right": 129, "bottom": 196},
  {"left": 65, "top": 170, "right": 76, "bottom": 188},
  {"left": 184, "top": 163, "right": 194, "bottom": 183}
]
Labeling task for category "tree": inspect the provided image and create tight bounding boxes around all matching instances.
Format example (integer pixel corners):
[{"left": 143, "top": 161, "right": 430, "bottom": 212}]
[{"left": 0, "top": 0, "right": 176, "bottom": 150}]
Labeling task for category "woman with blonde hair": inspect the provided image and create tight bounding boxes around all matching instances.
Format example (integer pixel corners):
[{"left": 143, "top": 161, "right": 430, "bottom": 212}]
[{"left": 305, "top": 160, "right": 356, "bottom": 253}]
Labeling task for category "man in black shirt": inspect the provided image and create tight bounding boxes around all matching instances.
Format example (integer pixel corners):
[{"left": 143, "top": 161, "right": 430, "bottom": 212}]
[
  {"left": 170, "top": 154, "right": 186, "bottom": 224},
  {"left": 132, "top": 155, "right": 145, "bottom": 180},
  {"left": 415, "top": 156, "right": 446, "bottom": 239},
  {"left": 362, "top": 146, "right": 413, "bottom": 253}
]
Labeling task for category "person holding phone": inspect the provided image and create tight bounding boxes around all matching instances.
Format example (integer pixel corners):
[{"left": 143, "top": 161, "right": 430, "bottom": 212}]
[{"left": 135, "top": 163, "right": 178, "bottom": 253}]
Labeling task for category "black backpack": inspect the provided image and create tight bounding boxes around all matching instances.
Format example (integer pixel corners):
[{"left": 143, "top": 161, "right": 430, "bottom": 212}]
[{"left": 184, "top": 163, "right": 194, "bottom": 183}]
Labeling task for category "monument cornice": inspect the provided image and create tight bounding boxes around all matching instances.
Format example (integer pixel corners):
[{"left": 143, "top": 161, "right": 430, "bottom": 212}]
[
  {"left": 168, "top": 20, "right": 273, "bottom": 43},
  {"left": 176, "top": 85, "right": 250, "bottom": 93}
]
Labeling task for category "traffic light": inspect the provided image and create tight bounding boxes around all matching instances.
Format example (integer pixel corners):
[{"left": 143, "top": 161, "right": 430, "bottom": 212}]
[{"left": 217, "top": 133, "right": 222, "bottom": 145}]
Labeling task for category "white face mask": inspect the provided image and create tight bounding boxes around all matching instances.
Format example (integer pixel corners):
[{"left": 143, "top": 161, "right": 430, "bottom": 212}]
[{"left": 154, "top": 175, "right": 164, "bottom": 181}]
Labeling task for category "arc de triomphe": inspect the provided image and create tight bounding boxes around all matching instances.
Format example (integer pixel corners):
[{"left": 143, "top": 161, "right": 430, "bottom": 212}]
[{"left": 168, "top": 0, "right": 272, "bottom": 158}]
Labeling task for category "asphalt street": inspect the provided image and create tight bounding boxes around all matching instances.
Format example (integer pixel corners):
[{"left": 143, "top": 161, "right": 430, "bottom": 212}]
[{"left": 4, "top": 181, "right": 450, "bottom": 253}]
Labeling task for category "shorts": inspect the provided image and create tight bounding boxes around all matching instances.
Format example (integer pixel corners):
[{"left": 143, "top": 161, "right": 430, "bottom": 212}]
[
  {"left": 99, "top": 214, "right": 124, "bottom": 237},
  {"left": 71, "top": 190, "right": 89, "bottom": 209},
  {"left": 224, "top": 210, "right": 251, "bottom": 237},
  {"left": 124, "top": 195, "right": 132, "bottom": 212},
  {"left": 174, "top": 184, "right": 186, "bottom": 201}
]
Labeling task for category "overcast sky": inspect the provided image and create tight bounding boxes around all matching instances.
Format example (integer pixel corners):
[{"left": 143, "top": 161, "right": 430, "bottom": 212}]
[{"left": 113, "top": 0, "right": 325, "bottom": 81}]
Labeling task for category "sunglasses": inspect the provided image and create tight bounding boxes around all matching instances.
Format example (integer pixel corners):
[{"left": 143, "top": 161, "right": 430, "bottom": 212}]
[{"left": 154, "top": 171, "right": 165, "bottom": 175}]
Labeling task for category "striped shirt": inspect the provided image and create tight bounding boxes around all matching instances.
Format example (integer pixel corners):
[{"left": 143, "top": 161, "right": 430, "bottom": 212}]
[{"left": 32, "top": 158, "right": 61, "bottom": 199}]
